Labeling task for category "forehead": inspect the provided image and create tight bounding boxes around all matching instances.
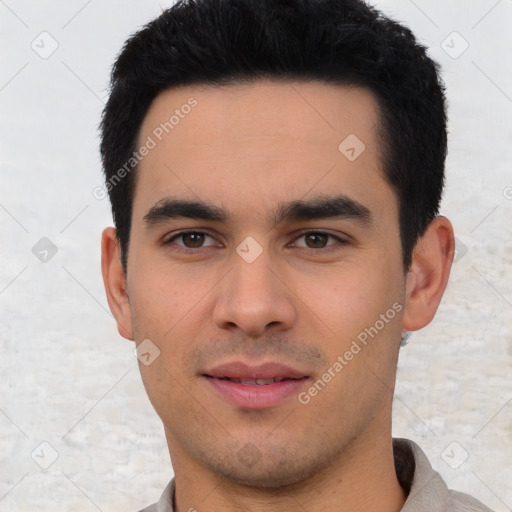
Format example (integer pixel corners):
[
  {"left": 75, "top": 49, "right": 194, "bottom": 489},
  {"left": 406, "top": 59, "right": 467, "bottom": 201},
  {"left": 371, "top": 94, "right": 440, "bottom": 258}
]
[{"left": 133, "top": 80, "right": 394, "bottom": 222}]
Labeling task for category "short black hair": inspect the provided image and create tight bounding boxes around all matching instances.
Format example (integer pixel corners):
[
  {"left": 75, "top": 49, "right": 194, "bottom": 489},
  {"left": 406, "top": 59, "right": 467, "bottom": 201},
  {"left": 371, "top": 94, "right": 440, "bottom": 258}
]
[{"left": 100, "top": 0, "right": 447, "bottom": 271}]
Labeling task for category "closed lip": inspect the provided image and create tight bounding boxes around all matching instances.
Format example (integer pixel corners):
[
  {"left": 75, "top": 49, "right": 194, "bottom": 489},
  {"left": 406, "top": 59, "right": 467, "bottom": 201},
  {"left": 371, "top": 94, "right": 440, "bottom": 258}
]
[
  {"left": 201, "top": 361, "right": 309, "bottom": 381},
  {"left": 202, "top": 360, "right": 310, "bottom": 409}
]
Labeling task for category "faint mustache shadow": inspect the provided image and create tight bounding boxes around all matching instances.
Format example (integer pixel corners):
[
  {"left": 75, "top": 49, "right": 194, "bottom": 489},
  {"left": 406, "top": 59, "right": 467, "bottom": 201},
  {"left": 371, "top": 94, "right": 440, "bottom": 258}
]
[{"left": 188, "top": 332, "right": 328, "bottom": 370}]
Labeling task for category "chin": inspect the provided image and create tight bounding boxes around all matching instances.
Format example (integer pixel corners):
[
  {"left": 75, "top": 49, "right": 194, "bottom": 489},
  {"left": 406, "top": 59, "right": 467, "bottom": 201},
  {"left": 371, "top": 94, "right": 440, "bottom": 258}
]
[
  {"left": 219, "top": 466, "right": 311, "bottom": 490},
  {"left": 205, "top": 446, "right": 335, "bottom": 490}
]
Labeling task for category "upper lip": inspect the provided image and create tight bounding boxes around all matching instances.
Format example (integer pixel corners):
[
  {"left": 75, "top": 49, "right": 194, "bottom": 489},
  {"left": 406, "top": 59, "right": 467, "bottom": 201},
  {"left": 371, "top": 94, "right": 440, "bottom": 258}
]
[{"left": 202, "top": 361, "right": 308, "bottom": 380}]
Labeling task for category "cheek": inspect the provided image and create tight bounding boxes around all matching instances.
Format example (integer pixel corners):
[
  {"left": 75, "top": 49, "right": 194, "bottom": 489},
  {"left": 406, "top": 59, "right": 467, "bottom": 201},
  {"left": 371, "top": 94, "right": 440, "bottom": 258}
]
[
  {"left": 128, "top": 255, "right": 194, "bottom": 331},
  {"left": 299, "top": 260, "right": 402, "bottom": 327},
  {"left": 296, "top": 262, "right": 405, "bottom": 378},
  {"left": 127, "top": 260, "right": 211, "bottom": 379}
]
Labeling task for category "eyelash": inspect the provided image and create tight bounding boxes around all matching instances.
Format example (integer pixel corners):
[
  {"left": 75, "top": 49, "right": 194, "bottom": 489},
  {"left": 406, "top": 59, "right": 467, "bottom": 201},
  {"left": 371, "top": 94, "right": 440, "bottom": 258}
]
[{"left": 162, "top": 229, "right": 349, "bottom": 255}]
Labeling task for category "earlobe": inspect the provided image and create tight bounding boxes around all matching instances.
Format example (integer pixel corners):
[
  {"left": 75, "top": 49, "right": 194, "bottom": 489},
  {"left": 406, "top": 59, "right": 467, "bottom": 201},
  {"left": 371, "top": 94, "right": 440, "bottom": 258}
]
[
  {"left": 402, "top": 216, "right": 455, "bottom": 332},
  {"left": 101, "top": 227, "right": 134, "bottom": 341}
]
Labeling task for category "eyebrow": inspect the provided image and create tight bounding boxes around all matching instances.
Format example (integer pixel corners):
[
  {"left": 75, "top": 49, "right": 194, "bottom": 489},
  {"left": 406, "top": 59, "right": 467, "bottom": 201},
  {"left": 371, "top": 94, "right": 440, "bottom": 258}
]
[
  {"left": 143, "top": 199, "right": 227, "bottom": 226},
  {"left": 271, "top": 195, "right": 371, "bottom": 226},
  {"left": 143, "top": 195, "right": 371, "bottom": 227}
]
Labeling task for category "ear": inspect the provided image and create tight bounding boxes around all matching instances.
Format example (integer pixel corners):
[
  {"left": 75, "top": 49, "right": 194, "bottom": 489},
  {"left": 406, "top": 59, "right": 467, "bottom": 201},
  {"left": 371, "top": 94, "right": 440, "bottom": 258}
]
[
  {"left": 101, "top": 227, "right": 134, "bottom": 340},
  {"left": 402, "top": 216, "right": 455, "bottom": 332}
]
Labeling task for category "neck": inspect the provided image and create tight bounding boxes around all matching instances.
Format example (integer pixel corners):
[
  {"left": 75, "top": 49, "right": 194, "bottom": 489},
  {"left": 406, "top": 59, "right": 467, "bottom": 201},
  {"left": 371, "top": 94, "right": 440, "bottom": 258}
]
[{"left": 167, "top": 421, "right": 407, "bottom": 512}]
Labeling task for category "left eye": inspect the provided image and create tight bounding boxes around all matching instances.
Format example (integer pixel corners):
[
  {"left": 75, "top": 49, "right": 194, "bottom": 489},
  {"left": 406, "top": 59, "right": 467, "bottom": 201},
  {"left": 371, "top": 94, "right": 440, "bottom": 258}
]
[{"left": 292, "top": 232, "right": 341, "bottom": 249}]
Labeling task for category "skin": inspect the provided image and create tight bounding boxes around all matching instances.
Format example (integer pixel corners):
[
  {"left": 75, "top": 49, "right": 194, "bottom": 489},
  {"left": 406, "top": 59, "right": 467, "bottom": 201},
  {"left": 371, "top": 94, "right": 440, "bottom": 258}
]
[{"left": 101, "top": 80, "right": 454, "bottom": 512}]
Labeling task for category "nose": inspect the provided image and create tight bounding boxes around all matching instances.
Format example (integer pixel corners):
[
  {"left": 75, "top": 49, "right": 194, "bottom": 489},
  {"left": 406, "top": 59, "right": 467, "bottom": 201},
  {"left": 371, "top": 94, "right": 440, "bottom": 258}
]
[{"left": 212, "top": 247, "right": 297, "bottom": 338}]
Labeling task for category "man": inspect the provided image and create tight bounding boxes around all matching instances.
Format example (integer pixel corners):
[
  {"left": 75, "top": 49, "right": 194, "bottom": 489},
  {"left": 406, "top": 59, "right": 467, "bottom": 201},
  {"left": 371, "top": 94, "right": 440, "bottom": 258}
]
[{"left": 99, "top": 0, "right": 494, "bottom": 510}]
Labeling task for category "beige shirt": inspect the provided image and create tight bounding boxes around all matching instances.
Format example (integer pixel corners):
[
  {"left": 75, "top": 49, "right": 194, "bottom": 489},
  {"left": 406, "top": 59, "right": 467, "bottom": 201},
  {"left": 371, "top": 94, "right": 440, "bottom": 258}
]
[{"left": 139, "top": 438, "right": 494, "bottom": 512}]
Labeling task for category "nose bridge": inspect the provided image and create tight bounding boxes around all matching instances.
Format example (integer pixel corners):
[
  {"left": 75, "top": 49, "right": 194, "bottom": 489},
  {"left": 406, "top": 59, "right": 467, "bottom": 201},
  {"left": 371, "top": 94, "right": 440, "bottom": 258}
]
[
  {"left": 232, "top": 246, "right": 273, "bottom": 296},
  {"left": 231, "top": 242, "right": 280, "bottom": 308},
  {"left": 213, "top": 242, "right": 296, "bottom": 336}
]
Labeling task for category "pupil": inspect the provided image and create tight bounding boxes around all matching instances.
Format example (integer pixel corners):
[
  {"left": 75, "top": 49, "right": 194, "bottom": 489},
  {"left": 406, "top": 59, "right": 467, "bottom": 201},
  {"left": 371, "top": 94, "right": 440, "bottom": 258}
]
[
  {"left": 306, "top": 233, "right": 327, "bottom": 248},
  {"left": 183, "top": 233, "right": 205, "bottom": 248}
]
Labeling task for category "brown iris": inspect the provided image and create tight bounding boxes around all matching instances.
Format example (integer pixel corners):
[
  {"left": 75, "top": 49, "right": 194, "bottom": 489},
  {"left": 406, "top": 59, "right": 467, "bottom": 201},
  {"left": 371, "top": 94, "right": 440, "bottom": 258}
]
[
  {"left": 181, "top": 232, "right": 206, "bottom": 248},
  {"left": 304, "top": 233, "right": 329, "bottom": 248}
]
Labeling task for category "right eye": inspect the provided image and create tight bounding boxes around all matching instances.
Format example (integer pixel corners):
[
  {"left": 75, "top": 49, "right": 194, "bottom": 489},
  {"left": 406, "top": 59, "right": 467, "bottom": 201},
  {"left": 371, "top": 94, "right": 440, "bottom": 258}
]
[{"left": 162, "top": 230, "right": 221, "bottom": 253}]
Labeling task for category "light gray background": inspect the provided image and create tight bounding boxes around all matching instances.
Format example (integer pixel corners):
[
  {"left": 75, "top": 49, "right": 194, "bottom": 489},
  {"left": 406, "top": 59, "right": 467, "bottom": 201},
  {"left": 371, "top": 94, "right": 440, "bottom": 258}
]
[{"left": 1, "top": 1, "right": 511, "bottom": 510}]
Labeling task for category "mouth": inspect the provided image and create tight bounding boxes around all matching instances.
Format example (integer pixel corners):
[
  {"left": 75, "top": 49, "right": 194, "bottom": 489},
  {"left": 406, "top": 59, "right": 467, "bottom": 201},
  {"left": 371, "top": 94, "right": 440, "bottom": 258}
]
[
  {"left": 207, "top": 376, "right": 305, "bottom": 385},
  {"left": 201, "top": 361, "right": 310, "bottom": 409}
]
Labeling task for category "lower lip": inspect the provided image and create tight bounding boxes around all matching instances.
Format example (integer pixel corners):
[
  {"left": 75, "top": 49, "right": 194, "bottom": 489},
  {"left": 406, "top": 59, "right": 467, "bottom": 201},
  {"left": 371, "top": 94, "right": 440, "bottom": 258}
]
[{"left": 204, "top": 376, "right": 308, "bottom": 410}]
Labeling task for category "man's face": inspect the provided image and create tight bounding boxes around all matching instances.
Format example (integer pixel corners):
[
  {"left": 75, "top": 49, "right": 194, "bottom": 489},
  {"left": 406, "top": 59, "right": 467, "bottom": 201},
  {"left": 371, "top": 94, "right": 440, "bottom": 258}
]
[{"left": 126, "top": 80, "right": 406, "bottom": 486}]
